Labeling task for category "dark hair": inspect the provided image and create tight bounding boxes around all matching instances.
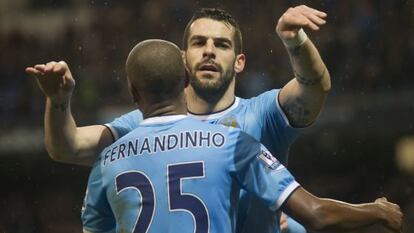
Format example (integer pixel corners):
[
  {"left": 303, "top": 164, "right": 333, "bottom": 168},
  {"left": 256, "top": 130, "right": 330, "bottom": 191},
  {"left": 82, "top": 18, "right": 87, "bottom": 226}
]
[
  {"left": 182, "top": 8, "right": 243, "bottom": 54},
  {"left": 126, "top": 39, "right": 186, "bottom": 100}
]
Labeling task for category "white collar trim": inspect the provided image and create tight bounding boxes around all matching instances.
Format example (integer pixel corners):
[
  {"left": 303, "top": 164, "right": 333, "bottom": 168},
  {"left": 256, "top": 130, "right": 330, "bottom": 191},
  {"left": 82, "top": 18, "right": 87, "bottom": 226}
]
[
  {"left": 140, "top": 115, "right": 188, "bottom": 125},
  {"left": 187, "top": 97, "right": 240, "bottom": 120}
]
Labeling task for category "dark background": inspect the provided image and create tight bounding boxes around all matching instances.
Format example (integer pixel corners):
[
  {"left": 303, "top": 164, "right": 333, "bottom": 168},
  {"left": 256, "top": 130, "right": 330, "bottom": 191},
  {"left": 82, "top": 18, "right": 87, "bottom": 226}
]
[{"left": 0, "top": 0, "right": 413, "bottom": 232}]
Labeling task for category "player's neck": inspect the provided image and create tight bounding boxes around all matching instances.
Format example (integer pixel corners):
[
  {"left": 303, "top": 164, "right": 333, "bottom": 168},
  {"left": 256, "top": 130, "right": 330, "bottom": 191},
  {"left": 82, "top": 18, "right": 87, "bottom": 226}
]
[
  {"left": 141, "top": 95, "right": 187, "bottom": 119},
  {"left": 186, "top": 79, "right": 236, "bottom": 115}
]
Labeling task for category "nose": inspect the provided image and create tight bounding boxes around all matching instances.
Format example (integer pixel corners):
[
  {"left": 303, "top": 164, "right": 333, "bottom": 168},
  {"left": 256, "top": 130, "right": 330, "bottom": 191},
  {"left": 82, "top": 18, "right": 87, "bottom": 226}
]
[{"left": 202, "top": 39, "right": 216, "bottom": 59}]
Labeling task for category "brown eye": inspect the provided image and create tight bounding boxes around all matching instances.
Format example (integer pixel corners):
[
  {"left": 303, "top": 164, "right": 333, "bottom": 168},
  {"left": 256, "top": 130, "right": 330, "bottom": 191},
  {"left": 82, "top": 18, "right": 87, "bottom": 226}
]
[
  {"left": 216, "top": 42, "right": 230, "bottom": 49},
  {"left": 192, "top": 40, "right": 204, "bottom": 47}
]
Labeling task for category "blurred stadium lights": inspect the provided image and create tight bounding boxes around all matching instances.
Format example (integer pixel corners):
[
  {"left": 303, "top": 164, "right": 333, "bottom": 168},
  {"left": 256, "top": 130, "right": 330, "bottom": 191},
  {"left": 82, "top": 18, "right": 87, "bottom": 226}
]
[
  {"left": 0, "top": 127, "right": 43, "bottom": 154},
  {"left": 396, "top": 136, "right": 414, "bottom": 175}
]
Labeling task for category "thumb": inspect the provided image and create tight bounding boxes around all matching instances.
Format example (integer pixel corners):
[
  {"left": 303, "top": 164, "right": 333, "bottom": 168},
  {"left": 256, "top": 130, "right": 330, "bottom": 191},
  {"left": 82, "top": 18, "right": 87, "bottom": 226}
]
[{"left": 376, "top": 197, "right": 388, "bottom": 203}]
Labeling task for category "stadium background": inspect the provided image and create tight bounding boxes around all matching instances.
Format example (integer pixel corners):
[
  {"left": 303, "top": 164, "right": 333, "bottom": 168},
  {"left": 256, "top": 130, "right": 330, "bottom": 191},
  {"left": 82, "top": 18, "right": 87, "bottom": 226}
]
[{"left": 0, "top": 0, "right": 413, "bottom": 232}]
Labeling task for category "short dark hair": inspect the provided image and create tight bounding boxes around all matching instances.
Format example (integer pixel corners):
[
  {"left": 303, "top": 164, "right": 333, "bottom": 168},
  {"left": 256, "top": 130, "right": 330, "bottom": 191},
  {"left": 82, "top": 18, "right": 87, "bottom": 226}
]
[
  {"left": 182, "top": 8, "right": 243, "bottom": 54},
  {"left": 126, "top": 39, "right": 186, "bottom": 100}
]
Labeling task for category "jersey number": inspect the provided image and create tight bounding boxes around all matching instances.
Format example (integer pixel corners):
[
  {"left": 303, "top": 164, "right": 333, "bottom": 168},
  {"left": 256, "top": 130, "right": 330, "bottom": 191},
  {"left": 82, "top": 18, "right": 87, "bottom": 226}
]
[{"left": 116, "top": 162, "right": 209, "bottom": 233}]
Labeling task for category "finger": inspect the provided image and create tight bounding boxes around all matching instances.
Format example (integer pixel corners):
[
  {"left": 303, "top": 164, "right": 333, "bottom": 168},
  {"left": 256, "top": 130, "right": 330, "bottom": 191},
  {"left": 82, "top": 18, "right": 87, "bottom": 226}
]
[
  {"left": 280, "top": 222, "right": 288, "bottom": 232},
  {"left": 58, "top": 60, "right": 68, "bottom": 68},
  {"left": 302, "top": 11, "right": 327, "bottom": 25},
  {"left": 391, "top": 203, "right": 402, "bottom": 211},
  {"left": 25, "top": 67, "right": 44, "bottom": 76},
  {"left": 45, "top": 61, "right": 57, "bottom": 72},
  {"left": 297, "top": 5, "right": 327, "bottom": 18},
  {"left": 299, "top": 16, "right": 320, "bottom": 30},
  {"left": 387, "top": 222, "right": 402, "bottom": 233},
  {"left": 34, "top": 64, "right": 47, "bottom": 72},
  {"left": 52, "top": 62, "right": 66, "bottom": 75},
  {"left": 283, "top": 12, "right": 316, "bottom": 29},
  {"left": 376, "top": 197, "right": 388, "bottom": 202},
  {"left": 306, "top": 7, "right": 327, "bottom": 18},
  {"left": 292, "top": 13, "right": 319, "bottom": 31}
]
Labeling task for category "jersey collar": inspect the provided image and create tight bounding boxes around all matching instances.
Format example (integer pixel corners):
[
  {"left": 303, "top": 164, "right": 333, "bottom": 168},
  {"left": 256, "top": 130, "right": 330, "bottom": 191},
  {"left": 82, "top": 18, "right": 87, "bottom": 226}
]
[
  {"left": 187, "top": 97, "right": 240, "bottom": 121},
  {"left": 140, "top": 115, "right": 188, "bottom": 125}
]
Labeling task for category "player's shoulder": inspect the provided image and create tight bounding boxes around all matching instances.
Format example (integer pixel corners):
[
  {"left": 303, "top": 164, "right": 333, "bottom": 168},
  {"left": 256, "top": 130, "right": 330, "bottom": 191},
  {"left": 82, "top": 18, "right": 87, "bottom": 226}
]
[
  {"left": 241, "top": 89, "right": 280, "bottom": 103},
  {"left": 232, "top": 89, "right": 280, "bottom": 114},
  {"left": 108, "top": 109, "right": 142, "bottom": 120},
  {"left": 123, "top": 109, "right": 143, "bottom": 119}
]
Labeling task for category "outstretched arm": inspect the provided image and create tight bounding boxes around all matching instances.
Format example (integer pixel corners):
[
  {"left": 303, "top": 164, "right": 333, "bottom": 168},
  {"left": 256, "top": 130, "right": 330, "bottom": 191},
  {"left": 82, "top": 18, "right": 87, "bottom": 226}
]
[
  {"left": 277, "top": 5, "right": 331, "bottom": 127},
  {"left": 283, "top": 187, "right": 403, "bottom": 233},
  {"left": 26, "top": 61, "right": 113, "bottom": 166}
]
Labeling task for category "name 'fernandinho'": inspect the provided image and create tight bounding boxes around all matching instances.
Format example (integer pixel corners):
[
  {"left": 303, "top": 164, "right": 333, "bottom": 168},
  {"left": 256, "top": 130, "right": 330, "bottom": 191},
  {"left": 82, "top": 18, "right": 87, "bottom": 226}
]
[{"left": 103, "top": 130, "right": 226, "bottom": 166}]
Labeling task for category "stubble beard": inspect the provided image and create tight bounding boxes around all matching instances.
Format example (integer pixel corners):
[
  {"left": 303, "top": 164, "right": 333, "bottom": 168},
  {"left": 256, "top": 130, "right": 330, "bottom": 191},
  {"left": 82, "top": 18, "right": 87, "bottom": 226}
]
[{"left": 188, "top": 66, "right": 235, "bottom": 104}]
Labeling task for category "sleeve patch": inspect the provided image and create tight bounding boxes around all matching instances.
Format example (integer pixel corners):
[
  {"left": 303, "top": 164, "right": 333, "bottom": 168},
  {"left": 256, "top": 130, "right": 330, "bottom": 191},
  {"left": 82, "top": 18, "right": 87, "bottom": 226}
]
[{"left": 257, "top": 148, "right": 281, "bottom": 170}]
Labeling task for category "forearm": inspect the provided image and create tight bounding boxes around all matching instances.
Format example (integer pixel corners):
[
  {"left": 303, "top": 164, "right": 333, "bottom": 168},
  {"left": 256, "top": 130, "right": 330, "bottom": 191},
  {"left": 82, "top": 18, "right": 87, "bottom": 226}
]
[
  {"left": 286, "top": 39, "right": 330, "bottom": 92},
  {"left": 44, "top": 98, "right": 112, "bottom": 166},
  {"left": 284, "top": 188, "right": 394, "bottom": 233},
  {"left": 44, "top": 97, "right": 79, "bottom": 163},
  {"left": 279, "top": 38, "right": 331, "bottom": 127},
  {"left": 312, "top": 198, "right": 382, "bottom": 232}
]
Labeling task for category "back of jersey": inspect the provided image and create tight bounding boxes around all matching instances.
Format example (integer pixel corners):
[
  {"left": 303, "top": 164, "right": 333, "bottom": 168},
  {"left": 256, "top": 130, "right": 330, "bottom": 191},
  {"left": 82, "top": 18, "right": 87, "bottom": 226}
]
[{"left": 100, "top": 115, "right": 238, "bottom": 233}]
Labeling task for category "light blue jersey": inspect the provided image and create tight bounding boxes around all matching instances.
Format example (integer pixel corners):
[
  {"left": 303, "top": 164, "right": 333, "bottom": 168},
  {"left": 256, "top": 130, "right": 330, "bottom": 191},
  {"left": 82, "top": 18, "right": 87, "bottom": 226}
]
[
  {"left": 82, "top": 115, "right": 299, "bottom": 233},
  {"left": 106, "top": 90, "right": 297, "bottom": 165},
  {"left": 102, "top": 89, "right": 305, "bottom": 233}
]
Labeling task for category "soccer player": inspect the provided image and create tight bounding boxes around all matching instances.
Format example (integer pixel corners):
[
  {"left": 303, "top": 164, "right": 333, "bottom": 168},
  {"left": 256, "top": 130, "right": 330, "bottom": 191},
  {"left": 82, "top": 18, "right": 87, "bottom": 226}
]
[
  {"left": 81, "top": 39, "right": 403, "bottom": 233},
  {"left": 26, "top": 5, "right": 331, "bottom": 233}
]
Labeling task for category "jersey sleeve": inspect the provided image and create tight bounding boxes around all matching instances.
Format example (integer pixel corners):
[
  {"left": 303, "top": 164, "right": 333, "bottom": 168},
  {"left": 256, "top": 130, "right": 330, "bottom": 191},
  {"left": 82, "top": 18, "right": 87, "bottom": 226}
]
[
  {"left": 248, "top": 89, "right": 302, "bottom": 163},
  {"left": 230, "top": 130, "right": 300, "bottom": 211},
  {"left": 104, "top": 110, "right": 143, "bottom": 141},
  {"left": 81, "top": 158, "right": 116, "bottom": 233}
]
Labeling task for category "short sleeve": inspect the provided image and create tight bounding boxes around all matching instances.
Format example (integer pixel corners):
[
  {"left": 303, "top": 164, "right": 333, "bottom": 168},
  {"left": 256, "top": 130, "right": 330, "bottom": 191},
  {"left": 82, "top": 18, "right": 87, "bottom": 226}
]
[
  {"left": 231, "top": 130, "right": 300, "bottom": 211},
  {"left": 247, "top": 89, "right": 302, "bottom": 164},
  {"left": 81, "top": 158, "right": 116, "bottom": 233},
  {"left": 104, "top": 110, "right": 143, "bottom": 141}
]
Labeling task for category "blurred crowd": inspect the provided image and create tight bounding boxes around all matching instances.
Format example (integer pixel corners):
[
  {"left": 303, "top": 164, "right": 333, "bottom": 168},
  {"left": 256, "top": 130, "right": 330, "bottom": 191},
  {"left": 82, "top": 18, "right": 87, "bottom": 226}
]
[
  {"left": 0, "top": 0, "right": 413, "bottom": 129},
  {"left": 0, "top": 0, "right": 413, "bottom": 232}
]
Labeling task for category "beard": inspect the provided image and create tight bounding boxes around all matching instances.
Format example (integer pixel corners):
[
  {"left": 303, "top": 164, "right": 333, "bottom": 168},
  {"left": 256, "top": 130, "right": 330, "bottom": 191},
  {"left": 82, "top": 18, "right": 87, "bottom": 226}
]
[{"left": 188, "top": 60, "right": 235, "bottom": 103}]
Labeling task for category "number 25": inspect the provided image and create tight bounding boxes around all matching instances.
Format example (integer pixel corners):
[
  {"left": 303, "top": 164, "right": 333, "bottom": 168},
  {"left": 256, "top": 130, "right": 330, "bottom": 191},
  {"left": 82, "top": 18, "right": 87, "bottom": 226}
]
[{"left": 116, "top": 162, "right": 209, "bottom": 233}]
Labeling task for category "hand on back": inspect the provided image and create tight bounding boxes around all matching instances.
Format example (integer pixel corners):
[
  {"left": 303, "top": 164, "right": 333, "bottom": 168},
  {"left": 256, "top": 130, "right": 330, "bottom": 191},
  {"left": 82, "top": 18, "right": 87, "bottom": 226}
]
[{"left": 375, "top": 197, "right": 403, "bottom": 232}]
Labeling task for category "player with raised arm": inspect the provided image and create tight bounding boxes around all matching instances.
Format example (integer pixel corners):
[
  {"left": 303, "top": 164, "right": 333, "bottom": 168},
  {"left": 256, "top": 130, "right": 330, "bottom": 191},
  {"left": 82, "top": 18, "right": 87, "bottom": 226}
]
[
  {"left": 27, "top": 5, "right": 337, "bottom": 233},
  {"left": 81, "top": 39, "right": 403, "bottom": 233}
]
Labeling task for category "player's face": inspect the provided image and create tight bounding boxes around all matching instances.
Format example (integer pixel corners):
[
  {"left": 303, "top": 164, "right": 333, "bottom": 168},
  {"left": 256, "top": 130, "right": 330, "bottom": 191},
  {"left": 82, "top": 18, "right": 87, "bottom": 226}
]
[{"left": 184, "top": 18, "right": 245, "bottom": 97}]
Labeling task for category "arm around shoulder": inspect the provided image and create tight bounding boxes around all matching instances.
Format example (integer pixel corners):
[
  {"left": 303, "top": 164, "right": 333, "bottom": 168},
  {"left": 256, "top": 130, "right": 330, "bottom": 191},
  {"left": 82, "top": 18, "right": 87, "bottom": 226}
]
[{"left": 282, "top": 187, "right": 403, "bottom": 232}]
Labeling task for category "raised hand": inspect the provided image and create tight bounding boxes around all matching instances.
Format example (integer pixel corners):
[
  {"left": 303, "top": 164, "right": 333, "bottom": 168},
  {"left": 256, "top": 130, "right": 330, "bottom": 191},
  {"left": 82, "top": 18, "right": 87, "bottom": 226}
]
[
  {"left": 25, "top": 61, "right": 75, "bottom": 102},
  {"left": 276, "top": 5, "right": 327, "bottom": 40}
]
